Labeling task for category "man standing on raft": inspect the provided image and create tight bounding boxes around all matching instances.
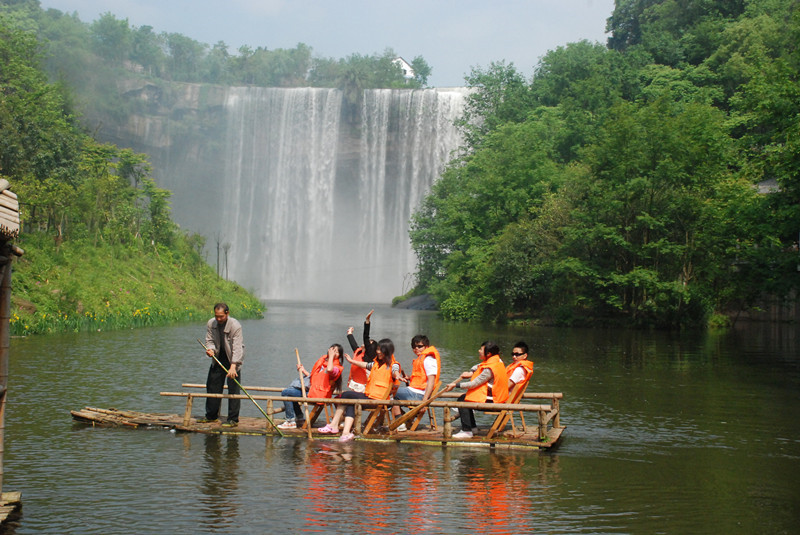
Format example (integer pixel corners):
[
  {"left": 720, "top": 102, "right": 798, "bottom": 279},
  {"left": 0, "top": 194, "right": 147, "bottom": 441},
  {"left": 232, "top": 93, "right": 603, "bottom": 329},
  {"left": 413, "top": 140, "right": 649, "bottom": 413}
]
[{"left": 200, "top": 302, "right": 245, "bottom": 427}]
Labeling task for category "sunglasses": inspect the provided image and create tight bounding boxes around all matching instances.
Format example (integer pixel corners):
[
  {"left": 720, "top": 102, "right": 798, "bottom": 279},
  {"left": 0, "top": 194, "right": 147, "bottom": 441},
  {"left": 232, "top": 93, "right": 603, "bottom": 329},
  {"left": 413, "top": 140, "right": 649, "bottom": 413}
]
[
  {"left": 511, "top": 352, "right": 525, "bottom": 356},
  {"left": 413, "top": 344, "right": 425, "bottom": 349}
]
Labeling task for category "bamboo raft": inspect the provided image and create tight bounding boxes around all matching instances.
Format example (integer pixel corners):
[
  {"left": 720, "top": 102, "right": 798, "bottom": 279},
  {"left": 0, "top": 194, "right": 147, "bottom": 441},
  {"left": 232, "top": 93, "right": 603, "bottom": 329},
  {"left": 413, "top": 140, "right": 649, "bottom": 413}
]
[{"left": 71, "top": 384, "right": 565, "bottom": 450}]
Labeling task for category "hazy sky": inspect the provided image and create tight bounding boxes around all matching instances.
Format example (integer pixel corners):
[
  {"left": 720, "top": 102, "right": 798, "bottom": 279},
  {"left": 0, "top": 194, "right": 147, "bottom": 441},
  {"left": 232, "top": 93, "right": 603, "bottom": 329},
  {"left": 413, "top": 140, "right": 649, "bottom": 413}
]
[{"left": 38, "top": 0, "right": 617, "bottom": 87}]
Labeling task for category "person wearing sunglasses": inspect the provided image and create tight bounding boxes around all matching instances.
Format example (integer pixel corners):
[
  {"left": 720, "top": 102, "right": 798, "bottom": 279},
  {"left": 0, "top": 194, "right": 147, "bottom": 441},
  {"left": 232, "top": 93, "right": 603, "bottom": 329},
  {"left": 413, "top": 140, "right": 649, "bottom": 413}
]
[
  {"left": 506, "top": 341, "right": 533, "bottom": 391},
  {"left": 391, "top": 335, "right": 441, "bottom": 430}
]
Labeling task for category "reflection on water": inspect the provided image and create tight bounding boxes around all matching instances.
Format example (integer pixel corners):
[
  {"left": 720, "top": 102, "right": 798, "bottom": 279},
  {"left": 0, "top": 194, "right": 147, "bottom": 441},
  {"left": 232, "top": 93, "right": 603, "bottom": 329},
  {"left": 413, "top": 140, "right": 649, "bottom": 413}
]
[
  {"left": 3, "top": 302, "right": 799, "bottom": 534},
  {"left": 201, "top": 435, "right": 240, "bottom": 527}
]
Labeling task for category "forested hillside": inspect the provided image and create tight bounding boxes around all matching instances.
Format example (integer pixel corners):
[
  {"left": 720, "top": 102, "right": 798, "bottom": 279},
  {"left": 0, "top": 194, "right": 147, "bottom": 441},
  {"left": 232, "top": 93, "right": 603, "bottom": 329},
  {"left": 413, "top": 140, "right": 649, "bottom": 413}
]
[
  {"left": 0, "top": 0, "right": 431, "bottom": 126},
  {"left": 0, "top": 11, "right": 263, "bottom": 335},
  {"left": 410, "top": 0, "right": 800, "bottom": 327}
]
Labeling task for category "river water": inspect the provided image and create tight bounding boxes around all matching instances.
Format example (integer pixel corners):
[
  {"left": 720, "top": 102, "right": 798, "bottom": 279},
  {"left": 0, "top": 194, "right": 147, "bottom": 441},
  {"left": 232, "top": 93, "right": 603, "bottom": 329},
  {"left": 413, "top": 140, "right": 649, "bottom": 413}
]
[{"left": 4, "top": 302, "right": 799, "bottom": 534}]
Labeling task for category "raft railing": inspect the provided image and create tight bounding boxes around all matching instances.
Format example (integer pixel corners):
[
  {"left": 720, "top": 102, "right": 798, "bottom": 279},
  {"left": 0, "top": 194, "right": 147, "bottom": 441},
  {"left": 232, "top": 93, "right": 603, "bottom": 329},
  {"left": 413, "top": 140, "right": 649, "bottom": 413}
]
[{"left": 163, "top": 384, "right": 563, "bottom": 441}]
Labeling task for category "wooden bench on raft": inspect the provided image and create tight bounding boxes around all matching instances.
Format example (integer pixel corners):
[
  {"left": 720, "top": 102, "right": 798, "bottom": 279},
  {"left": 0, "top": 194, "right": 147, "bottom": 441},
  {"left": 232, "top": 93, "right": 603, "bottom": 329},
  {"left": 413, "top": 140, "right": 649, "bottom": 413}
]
[
  {"left": 485, "top": 376, "right": 531, "bottom": 439},
  {"left": 165, "top": 384, "right": 563, "bottom": 440}
]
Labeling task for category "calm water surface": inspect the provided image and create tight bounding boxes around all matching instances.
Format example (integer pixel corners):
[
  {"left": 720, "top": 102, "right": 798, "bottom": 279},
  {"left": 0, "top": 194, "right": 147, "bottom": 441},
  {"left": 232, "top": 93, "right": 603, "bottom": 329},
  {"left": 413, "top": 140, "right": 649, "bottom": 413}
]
[{"left": 4, "top": 302, "right": 799, "bottom": 534}]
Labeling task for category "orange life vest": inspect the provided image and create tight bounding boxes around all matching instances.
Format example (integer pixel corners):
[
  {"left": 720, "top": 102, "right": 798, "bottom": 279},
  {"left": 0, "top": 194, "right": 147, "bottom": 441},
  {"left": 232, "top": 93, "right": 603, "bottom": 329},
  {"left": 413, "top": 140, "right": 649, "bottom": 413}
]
[
  {"left": 364, "top": 361, "right": 392, "bottom": 400},
  {"left": 348, "top": 347, "right": 369, "bottom": 387},
  {"left": 506, "top": 359, "right": 534, "bottom": 385},
  {"left": 307, "top": 355, "right": 342, "bottom": 398},
  {"left": 408, "top": 346, "right": 441, "bottom": 391},
  {"left": 464, "top": 355, "right": 509, "bottom": 404}
]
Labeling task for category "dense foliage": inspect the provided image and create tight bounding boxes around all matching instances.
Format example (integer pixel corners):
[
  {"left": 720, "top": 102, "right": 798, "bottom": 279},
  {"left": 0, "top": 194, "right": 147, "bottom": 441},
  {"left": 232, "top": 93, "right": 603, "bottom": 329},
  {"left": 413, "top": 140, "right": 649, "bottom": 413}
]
[
  {"left": 0, "top": 13, "right": 263, "bottom": 334},
  {"left": 411, "top": 0, "right": 800, "bottom": 327},
  {"left": 0, "top": 1, "right": 431, "bottom": 93}
]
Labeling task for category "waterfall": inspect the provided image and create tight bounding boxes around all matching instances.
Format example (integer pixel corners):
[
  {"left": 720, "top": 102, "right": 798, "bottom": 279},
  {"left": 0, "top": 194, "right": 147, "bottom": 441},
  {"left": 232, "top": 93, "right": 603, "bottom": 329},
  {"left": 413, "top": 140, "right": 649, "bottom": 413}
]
[{"left": 220, "top": 86, "right": 467, "bottom": 303}]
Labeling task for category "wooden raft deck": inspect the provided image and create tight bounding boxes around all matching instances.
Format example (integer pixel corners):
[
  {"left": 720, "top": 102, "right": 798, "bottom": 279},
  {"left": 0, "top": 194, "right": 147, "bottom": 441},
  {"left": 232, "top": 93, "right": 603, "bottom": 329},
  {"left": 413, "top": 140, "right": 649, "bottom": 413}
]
[
  {"left": 0, "top": 492, "right": 22, "bottom": 527},
  {"left": 71, "top": 384, "right": 565, "bottom": 450}
]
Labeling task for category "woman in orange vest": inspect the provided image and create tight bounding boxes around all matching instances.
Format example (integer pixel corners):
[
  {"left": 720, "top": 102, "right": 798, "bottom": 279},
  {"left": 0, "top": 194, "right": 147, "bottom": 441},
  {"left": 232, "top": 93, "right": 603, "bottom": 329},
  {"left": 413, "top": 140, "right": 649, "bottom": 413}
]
[
  {"left": 346, "top": 310, "right": 404, "bottom": 393},
  {"left": 391, "top": 335, "right": 441, "bottom": 431},
  {"left": 277, "top": 344, "right": 344, "bottom": 429},
  {"left": 345, "top": 310, "right": 380, "bottom": 392},
  {"left": 444, "top": 341, "right": 509, "bottom": 439},
  {"left": 506, "top": 341, "right": 533, "bottom": 390},
  {"left": 318, "top": 338, "right": 395, "bottom": 442}
]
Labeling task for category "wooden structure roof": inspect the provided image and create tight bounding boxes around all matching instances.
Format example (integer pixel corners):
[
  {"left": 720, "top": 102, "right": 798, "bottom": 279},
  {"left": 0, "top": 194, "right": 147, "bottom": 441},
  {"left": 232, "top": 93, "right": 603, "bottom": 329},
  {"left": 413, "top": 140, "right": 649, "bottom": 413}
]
[{"left": 0, "top": 180, "right": 19, "bottom": 241}]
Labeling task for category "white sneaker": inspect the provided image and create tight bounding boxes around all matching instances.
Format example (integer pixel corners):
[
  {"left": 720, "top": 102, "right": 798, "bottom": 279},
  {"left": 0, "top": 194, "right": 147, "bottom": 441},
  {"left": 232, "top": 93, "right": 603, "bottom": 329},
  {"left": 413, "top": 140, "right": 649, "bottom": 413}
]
[
  {"left": 453, "top": 430, "right": 473, "bottom": 439},
  {"left": 396, "top": 423, "right": 407, "bottom": 432},
  {"left": 277, "top": 420, "right": 297, "bottom": 429}
]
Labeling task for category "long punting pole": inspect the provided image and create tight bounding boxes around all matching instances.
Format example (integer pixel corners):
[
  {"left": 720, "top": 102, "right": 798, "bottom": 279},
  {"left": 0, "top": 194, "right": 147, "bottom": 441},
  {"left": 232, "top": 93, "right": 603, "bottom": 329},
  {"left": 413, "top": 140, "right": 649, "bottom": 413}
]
[
  {"left": 295, "top": 349, "right": 313, "bottom": 440},
  {"left": 197, "top": 339, "right": 283, "bottom": 437}
]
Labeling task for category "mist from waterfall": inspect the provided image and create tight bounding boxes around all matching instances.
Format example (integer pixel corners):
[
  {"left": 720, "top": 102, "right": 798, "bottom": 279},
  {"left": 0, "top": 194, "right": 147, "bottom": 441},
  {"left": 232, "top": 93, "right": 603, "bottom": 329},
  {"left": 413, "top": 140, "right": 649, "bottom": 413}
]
[{"left": 222, "top": 86, "right": 467, "bottom": 303}]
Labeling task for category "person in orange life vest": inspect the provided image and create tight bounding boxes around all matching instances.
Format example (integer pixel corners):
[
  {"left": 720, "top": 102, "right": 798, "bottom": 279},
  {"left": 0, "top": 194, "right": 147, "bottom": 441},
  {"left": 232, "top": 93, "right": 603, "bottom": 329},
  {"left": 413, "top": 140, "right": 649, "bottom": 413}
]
[
  {"left": 444, "top": 340, "right": 509, "bottom": 439},
  {"left": 391, "top": 335, "right": 441, "bottom": 430},
  {"left": 318, "top": 338, "right": 395, "bottom": 442},
  {"left": 506, "top": 341, "right": 533, "bottom": 391},
  {"left": 277, "top": 344, "right": 344, "bottom": 430},
  {"left": 345, "top": 311, "right": 378, "bottom": 393},
  {"left": 347, "top": 309, "right": 404, "bottom": 391}
]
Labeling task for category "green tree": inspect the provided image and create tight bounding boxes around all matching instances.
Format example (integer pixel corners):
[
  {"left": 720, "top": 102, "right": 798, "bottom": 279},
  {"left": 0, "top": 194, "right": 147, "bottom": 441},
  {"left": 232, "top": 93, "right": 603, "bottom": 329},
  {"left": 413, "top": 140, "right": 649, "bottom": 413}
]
[
  {"left": 89, "top": 12, "right": 131, "bottom": 63},
  {"left": 0, "top": 16, "right": 79, "bottom": 183},
  {"left": 164, "top": 31, "right": 206, "bottom": 81},
  {"left": 130, "top": 24, "right": 163, "bottom": 76},
  {"left": 457, "top": 61, "right": 533, "bottom": 149},
  {"left": 410, "top": 55, "right": 432, "bottom": 86}
]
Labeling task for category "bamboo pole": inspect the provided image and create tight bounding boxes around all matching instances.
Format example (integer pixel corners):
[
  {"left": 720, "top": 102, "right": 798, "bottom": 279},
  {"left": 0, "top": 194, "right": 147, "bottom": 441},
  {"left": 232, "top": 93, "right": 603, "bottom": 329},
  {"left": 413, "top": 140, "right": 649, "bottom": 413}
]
[
  {"left": 388, "top": 384, "right": 450, "bottom": 431},
  {"left": 0, "top": 259, "right": 9, "bottom": 494},
  {"left": 295, "top": 349, "right": 313, "bottom": 440},
  {"left": 161, "top": 391, "right": 552, "bottom": 412},
  {"left": 196, "top": 339, "right": 283, "bottom": 437},
  {"left": 182, "top": 394, "right": 193, "bottom": 426}
]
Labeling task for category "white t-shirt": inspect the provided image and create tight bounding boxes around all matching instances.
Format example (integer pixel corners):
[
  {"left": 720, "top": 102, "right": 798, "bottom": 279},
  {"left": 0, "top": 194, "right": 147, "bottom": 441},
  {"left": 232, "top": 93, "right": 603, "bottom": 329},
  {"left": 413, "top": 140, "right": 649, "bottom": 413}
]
[
  {"left": 408, "top": 355, "right": 439, "bottom": 395},
  {"left": 509, "top": 365, "right": 528, "bottom": 385}
]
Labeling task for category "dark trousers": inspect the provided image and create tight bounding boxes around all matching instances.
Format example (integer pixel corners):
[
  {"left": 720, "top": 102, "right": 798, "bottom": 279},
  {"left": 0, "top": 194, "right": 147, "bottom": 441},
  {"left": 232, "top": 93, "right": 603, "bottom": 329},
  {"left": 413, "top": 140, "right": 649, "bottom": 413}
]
[
  {"left": 457, "top": 393, "right": 493, "bottom": 431},
  {"left": 340, "top": 391, "right": 368, "bottom": 418},
  {"left": 206, "top": 363, "right": 241, "bottom": 422}
]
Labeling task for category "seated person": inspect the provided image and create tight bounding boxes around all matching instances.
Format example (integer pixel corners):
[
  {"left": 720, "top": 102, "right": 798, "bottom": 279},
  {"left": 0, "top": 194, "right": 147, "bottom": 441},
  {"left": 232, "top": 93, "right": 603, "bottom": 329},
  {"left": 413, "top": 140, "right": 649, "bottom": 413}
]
[
  {"left": 506, "top": 341, "right": 533, "bottom": 391},
  {"left": 317, "top": 338, "right": 395, "bottom": 442},
  {"left": 391, "top": 335, "right": 441, "bottom": 431},
  {"left": 345, "top": 310, "right": 377, "bottom": 393},
  {"left": 278, "top": 344, "right": 344, "bottom": 429},
  {"left": 444, "top": 341, "right": 509, "bottom": 439}
]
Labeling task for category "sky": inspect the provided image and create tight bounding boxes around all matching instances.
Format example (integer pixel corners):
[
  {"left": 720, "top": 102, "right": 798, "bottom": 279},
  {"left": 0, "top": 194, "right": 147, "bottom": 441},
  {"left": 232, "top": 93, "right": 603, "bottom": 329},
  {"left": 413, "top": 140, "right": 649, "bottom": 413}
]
[{"left": 37, "top": 0, "right": 617, "bottom": 87}]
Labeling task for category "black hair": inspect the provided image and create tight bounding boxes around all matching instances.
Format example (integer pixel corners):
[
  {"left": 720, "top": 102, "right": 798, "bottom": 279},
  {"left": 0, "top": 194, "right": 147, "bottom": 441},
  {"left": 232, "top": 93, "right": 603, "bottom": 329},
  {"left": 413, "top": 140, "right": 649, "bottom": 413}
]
[
  {"left": 377, "top": 338, "right": 395, "bottom": 365},
  {"left": 364, "top": 339, "right": 378, "bottom": 363},
  {"left": 328, "top": 343, "right": 344, "bottom": 393},
  {"left": 481, "top": 340, "right": 500, "bottom": 357},
  {"left": 411, "top": 334, "right": 430, "bottom": 348},
  {"left": 213, "top": 302, "right": 229, "bottom": 313},
  {"left": 513, "top": 341, "right": 529, "bottom": 354}
]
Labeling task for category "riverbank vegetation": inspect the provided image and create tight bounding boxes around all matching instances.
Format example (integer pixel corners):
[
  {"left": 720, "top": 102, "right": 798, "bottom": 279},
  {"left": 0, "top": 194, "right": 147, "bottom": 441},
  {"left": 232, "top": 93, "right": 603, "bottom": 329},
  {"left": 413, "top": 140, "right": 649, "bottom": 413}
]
[
  {"left": 411, "top": 0, "right": 800, "bottom": 327},
  {"left": 0, "top": 15, "right": 263, "bottom": 335}
]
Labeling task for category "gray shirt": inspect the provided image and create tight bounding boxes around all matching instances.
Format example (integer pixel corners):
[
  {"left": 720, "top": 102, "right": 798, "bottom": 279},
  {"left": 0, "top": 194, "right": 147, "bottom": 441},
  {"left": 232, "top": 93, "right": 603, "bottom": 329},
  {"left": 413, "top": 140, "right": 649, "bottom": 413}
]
[{"left": 205, "top": 316, "right": 245, "bottom": 368}]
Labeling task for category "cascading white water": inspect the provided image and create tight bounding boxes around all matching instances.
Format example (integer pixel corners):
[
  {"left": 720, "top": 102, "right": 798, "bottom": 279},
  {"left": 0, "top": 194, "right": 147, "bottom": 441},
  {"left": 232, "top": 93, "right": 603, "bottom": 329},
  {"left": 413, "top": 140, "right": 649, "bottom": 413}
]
[
  {"left": 356, "top": 88, "right": 468, "bottom": 300},
  {"left": 221, "top": 86, "right": 467, "bottom": 302},
  {"left": 223, "top": 87, "right": 342, "bottom": 300}
]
